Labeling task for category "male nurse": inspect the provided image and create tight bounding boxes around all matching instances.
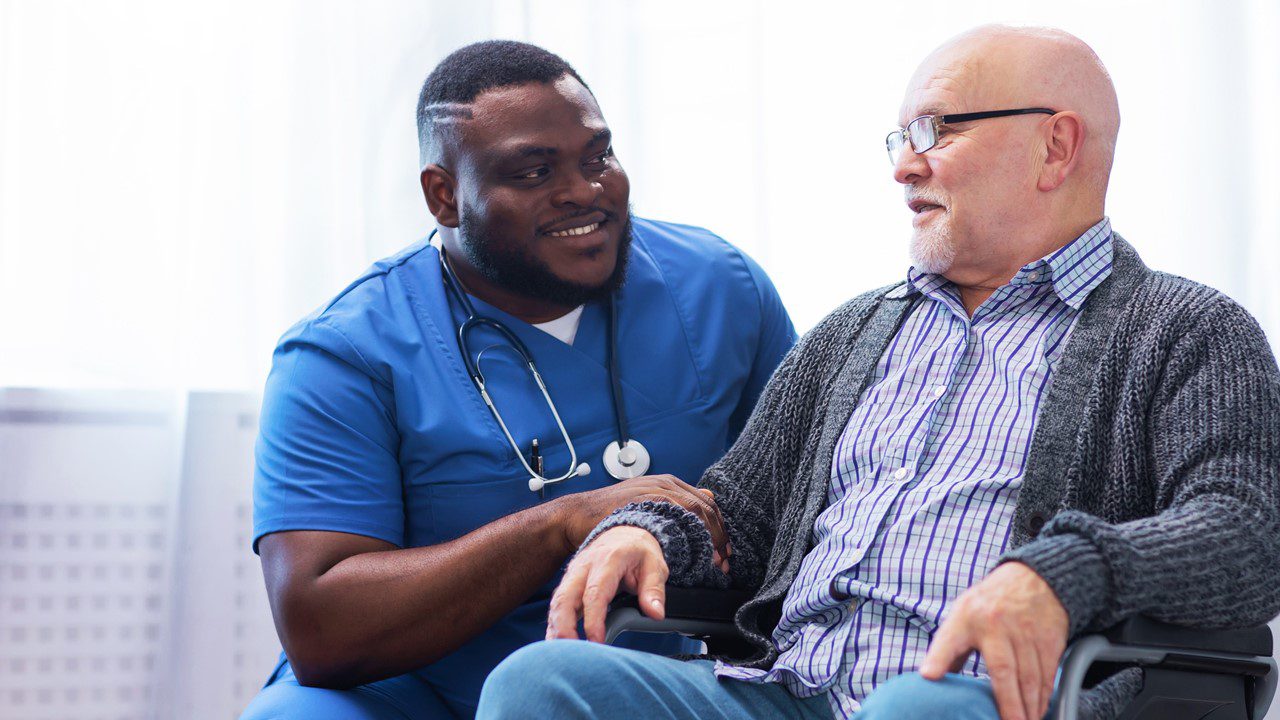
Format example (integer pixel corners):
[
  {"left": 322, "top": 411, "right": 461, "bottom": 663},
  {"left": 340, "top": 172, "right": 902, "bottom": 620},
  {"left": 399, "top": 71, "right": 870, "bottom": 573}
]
[{"left": 240, "top": 40, "right": 796, "bottom": 719}]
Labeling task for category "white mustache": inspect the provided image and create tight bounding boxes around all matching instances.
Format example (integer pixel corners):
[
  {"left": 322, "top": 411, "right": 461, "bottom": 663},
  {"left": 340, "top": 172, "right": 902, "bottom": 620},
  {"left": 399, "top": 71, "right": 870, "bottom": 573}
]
[{"left": 905, "top": 189, "right": 947, "bottom": 207}]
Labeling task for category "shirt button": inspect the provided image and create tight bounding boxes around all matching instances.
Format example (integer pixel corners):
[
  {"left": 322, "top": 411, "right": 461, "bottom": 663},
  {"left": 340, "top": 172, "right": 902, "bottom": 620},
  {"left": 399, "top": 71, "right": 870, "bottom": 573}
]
[
  {"left": 933, "top": 385, "right": 946, "bottom": 398},
  {"left": 1028, "top": 271, "right": 1040, "bottom": 281},
  {"left": 893, "top": 467, "right": 910, "bottom": 481}
]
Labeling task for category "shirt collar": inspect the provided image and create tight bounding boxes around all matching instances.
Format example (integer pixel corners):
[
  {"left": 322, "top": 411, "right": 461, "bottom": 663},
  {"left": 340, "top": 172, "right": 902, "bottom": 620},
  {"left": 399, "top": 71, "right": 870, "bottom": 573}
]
[
  {"left": 884, "top": 217, "right": 1114, "bottom": 310},
  {"left": 1037, "top": 217, "right": 1114, "bottom": 308}
]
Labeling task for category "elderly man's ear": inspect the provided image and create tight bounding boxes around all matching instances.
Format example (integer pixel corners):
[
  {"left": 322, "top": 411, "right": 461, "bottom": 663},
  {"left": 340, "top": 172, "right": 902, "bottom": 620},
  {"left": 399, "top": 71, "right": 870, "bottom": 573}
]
[{"left": 1037, "top": 112, "right": 1087, "bottom": 192}]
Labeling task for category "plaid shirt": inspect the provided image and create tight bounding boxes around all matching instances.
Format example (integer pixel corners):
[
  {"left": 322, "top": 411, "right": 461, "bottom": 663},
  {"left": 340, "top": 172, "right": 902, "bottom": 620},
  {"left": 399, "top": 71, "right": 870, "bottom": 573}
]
[{"left": 716, "top": 219, "right": 1114, "bottom": 718}]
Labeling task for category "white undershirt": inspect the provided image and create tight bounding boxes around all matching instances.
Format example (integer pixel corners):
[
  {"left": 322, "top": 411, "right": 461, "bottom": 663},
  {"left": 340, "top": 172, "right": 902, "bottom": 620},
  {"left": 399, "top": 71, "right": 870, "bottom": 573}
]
[{"left": 532, "top": 306, "right": 585, "bottom": 346}]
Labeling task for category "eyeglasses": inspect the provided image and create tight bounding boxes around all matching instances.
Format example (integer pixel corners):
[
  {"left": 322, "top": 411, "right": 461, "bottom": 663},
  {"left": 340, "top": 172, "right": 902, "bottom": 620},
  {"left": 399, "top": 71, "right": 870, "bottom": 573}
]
[{"left": 885, "top": 108, "right": 1057, "bottom": 164}]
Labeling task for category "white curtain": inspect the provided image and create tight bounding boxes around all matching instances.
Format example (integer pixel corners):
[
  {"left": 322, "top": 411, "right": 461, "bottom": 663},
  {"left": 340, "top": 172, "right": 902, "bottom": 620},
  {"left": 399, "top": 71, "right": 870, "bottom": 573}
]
[{"left": 0, "top": 0, "right": 1276, "bottom": 393}]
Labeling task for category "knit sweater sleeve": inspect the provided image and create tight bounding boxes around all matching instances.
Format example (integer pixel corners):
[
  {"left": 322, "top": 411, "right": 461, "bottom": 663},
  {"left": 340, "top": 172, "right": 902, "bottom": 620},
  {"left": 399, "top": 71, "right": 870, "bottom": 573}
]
[
  {"left": 580, "top": 500, "right": 728, "bottom": 588},
  {"left": 1002, "top": 296, "right": 1280, "bottom": 636},
  {"left": 580, "top": 296, "right": 873, "bottom": 587}
]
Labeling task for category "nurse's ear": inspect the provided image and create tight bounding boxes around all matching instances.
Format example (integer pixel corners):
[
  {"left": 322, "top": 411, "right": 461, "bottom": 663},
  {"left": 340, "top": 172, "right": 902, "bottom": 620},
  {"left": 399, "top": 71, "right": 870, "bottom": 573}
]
[{"left": 421, "top": 164, "right": 460, "bottom": 229}]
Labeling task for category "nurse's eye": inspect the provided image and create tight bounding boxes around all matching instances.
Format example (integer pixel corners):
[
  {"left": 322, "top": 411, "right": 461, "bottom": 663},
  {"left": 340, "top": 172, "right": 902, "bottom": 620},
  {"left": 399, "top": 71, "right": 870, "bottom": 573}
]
[
  {"left": 515, "top": 166, "right": 550, "bottom": 181},
  {"left": 583, "top": 147, "right": 614, "bottom": 170}
]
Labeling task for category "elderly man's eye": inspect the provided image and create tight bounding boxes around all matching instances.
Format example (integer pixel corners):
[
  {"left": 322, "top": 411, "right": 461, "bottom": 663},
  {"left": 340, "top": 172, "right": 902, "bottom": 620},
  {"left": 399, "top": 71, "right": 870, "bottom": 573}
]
[
  {"left": 931, "top": 126, "right": 960, "bottom": 146},
  {"left": 517, "top": 167, "right": 549, "bottom": 180}
]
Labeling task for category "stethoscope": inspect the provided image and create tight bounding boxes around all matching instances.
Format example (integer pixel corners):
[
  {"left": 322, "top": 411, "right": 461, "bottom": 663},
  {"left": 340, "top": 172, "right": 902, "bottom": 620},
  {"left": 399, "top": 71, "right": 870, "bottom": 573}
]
[{"left": 433, "top": 230, "right": 651, "bottom": 493}]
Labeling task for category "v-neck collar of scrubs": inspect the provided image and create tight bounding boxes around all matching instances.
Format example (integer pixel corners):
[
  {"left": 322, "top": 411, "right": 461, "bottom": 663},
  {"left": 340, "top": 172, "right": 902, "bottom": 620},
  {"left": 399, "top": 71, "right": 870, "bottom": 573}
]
[
  {"left": 456, "top": 287, "right": 607, "bottom": 369},
  {"left": 531, "top": 306, "right": 585, "bottom": 346}
]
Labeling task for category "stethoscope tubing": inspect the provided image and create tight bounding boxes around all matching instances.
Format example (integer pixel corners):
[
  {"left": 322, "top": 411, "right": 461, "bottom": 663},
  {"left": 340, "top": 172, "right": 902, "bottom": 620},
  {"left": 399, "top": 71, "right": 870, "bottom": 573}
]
[{"left": 435, "top": 232, "right": 636, "bottom": 486}]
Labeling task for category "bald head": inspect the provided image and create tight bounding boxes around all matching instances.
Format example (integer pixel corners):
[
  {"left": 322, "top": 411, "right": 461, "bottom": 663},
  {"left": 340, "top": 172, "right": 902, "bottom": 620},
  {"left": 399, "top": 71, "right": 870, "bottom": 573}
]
[{"left": 905, "top": 25, "right": 1120, "bottom": 196}]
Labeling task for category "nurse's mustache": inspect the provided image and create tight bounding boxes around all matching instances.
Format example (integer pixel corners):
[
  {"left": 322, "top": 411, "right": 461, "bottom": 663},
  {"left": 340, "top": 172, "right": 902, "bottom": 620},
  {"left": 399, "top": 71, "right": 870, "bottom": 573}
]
[{"left": 539, "top": 208, "right": 618, "bottom": 232}]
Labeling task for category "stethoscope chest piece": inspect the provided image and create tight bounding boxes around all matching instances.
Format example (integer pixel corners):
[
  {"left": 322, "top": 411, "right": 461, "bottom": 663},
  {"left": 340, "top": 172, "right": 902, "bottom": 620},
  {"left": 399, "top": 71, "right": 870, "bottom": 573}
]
[{"left": 603, "top": 439, "right": 651, "bottom": 479}]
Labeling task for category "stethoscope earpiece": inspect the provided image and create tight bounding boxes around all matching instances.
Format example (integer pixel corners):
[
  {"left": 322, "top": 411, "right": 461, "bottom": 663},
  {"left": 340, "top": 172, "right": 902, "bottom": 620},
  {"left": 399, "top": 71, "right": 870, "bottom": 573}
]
[{"left": 527, "top": 462, "right": 589, "bottom": 493}]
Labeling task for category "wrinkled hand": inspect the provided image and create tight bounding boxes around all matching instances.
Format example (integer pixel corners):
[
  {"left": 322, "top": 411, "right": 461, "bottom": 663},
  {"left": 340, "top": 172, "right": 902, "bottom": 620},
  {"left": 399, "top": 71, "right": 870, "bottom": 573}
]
[
  {"left": 920, "top": 562, "right": 1068, "bottom": 720},
  {"left": 556, "top": 474, "right": 730, "bottom": 570},
  {"left": 547, "top": 525, "right": 668, "bottom": 642}
]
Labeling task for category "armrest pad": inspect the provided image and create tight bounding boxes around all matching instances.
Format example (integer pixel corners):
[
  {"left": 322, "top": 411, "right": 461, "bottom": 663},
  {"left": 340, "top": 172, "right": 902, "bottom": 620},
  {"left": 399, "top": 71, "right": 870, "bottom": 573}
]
[
  {"left": 1102, "top": 616, "right": 1273, "bottom": 657},
  {"left": 611, "top": 587, "right": 751, "bottom": 623}
]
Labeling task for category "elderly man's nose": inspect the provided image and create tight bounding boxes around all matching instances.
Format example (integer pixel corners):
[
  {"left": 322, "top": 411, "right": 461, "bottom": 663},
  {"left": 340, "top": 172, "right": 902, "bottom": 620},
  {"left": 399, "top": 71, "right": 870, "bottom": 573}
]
[{"left": 892, "top": 144, "right": 929, "bottom": 185}]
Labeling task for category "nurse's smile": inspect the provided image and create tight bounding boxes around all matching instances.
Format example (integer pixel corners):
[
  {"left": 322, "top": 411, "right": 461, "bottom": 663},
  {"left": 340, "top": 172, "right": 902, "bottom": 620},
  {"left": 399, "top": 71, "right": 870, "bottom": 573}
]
[
  {"left": 542, "top": 215, "right": 613, "bottom": 257},
  {"left": 546, "top": 222, "right": 599, "bottom": 237},
  {"left": 543, "top": 210, "right": 607, "bottom": 236}
]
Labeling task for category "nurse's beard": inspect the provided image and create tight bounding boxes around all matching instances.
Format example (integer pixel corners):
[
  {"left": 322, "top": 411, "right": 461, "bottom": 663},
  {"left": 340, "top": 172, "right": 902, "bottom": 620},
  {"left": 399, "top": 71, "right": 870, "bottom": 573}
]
[{"left": 459, "top": 210, "right": 633, "bottom": 307}]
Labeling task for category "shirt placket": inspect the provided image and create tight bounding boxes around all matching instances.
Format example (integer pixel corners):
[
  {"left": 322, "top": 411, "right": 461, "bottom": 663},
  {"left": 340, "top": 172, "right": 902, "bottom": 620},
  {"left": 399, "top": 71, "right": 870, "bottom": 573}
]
[{"left": 833, "top": 307, "right": 968, "bottom": 598}]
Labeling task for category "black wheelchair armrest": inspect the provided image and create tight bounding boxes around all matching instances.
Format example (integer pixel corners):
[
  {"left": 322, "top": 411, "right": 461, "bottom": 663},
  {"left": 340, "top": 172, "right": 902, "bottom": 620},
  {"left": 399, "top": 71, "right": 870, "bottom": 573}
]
[
  {"left": 1053, "top": 617, "right": 1277, "bottom": 720},
  {"left": 1102, "top": 616, "right": 1273, "bottom": 657},
  {"left": 604, "top": 587, "right": 751, "bottom": 646}
]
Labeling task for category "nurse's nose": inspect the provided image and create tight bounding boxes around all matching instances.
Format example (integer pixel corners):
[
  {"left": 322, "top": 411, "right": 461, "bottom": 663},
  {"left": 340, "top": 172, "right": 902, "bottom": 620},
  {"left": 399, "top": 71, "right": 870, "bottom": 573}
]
[{"left": 551, "top": 169, "right": 604, "bottom": 208}]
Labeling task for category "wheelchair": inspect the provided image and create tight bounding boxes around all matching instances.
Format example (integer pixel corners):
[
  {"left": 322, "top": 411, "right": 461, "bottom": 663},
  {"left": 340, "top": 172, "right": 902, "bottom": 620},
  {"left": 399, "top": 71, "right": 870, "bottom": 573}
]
[{"left": 605, "top": 587, "right": 1277, "bottom": 720}]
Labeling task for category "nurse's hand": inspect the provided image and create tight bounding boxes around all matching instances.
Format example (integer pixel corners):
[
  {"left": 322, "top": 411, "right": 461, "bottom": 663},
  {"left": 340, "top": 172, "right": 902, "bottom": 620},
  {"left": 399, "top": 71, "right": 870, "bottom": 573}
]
[
  {"left": 546, "top": 525, "right": 667, "bottom": 642},
  {"left": 555, "top": 474, "right": 730, "bottom": 568}
]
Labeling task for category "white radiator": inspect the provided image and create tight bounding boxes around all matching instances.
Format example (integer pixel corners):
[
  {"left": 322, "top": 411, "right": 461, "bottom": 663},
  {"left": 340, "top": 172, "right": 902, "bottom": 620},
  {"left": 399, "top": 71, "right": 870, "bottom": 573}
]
[{"left": 0, "top": 389, "right": 279, "bottom": 720}]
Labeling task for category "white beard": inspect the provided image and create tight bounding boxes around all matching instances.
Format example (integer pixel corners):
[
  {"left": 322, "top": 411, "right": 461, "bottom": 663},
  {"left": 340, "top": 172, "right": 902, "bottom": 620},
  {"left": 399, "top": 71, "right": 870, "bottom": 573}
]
[{"left": 909, "top": 224, "right": 956, "bottom": 275}]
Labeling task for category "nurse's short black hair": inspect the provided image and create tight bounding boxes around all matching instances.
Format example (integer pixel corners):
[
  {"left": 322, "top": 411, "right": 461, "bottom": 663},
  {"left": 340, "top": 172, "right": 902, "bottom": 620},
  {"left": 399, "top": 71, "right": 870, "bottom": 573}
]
[{"left": 416, "top": 40, "right": 591, "bottom": 168}]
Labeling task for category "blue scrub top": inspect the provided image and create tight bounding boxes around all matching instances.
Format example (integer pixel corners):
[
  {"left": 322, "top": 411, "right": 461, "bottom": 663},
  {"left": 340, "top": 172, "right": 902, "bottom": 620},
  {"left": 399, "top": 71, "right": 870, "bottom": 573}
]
[{"left": 253, "top": 217, "right": 796, "bottom": 713}]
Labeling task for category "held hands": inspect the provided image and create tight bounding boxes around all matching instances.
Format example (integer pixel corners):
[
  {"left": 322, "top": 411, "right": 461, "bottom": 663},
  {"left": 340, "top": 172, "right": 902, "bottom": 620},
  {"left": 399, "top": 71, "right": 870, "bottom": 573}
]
[
  {"left": 555, "top": 474, "right": 731, "bottom": 570},
  {"left": 546, "top": 526, "right": 668, "bottom": 642},
  {"left": 920, "top": 562, "right": 1069, "bottom": 720},
  {"left": 547, "top": 477, "right": 734, "bottom": 643}
]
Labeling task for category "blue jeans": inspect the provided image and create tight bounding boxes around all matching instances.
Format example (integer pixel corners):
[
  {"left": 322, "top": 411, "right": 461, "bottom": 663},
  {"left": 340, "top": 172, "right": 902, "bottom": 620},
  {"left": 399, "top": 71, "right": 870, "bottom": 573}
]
[{"left": 477, "top": 640, "right": 1002, "bottom": 719}]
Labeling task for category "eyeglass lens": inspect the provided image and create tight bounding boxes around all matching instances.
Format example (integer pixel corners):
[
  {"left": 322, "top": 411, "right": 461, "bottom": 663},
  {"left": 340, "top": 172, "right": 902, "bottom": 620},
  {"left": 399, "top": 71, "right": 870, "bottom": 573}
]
[
  {"left": 886, "top": 132, "right": 906, "bottom": 163},
  {"left": 887, "top": 116, "right": 940, "bottom": 164},
  {"left": 907, "top": 116, "right": 937, "bottom": 153}
]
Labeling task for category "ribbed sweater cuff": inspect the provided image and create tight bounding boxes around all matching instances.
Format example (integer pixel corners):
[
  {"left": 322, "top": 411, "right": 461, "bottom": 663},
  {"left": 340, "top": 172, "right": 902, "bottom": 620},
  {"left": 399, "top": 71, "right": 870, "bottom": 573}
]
[
  {"left": 1000, "top": 533, "right": 1112, "bottom": 638},
  {"left": 580, "top": 500, "right": 711, "bottom": 581}
]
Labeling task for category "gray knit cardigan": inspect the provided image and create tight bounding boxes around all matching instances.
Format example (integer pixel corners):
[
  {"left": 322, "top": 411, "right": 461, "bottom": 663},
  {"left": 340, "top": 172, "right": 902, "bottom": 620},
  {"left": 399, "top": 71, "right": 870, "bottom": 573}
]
[{"left": 588, "top": 236, "right": 1280, "bottom": 718}]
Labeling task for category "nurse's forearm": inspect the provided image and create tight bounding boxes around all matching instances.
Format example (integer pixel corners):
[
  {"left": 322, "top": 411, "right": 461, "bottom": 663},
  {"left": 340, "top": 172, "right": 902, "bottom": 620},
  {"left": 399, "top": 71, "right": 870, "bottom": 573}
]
[
  {"left": 261, "top": 473, "right": 727, "bottom": 689},
  {"left": 262, "top": 501, "right": 579, "bottom": 689}
]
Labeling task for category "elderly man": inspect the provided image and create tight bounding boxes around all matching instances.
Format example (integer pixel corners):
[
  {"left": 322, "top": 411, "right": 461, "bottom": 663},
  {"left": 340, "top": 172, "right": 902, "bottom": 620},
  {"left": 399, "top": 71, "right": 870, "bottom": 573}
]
[{"left": 475, "top": 25, "right": 1280, "bottom": 720}]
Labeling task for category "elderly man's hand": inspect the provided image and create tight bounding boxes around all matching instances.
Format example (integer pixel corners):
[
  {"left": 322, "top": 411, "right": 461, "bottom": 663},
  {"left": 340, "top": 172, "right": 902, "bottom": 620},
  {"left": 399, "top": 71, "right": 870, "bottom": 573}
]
[
  {"left": 546, "top": 525, "right": 672, "bottom": 643},
  {"left": 920, "top": 562, "right": 1068, "bottom": 720}
]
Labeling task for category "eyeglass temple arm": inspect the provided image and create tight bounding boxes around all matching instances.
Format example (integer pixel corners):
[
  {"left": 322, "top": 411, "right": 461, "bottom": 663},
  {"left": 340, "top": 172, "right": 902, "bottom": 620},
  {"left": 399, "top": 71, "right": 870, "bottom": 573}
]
[{"left": 939, "top": 107, "right": 1056, "bottom": 123}]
